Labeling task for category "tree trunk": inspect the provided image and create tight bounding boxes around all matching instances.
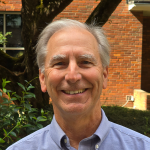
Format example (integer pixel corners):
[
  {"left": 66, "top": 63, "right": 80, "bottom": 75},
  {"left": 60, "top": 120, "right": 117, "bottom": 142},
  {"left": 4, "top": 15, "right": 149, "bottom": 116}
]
[
  {"left": 86, "top": 0, "right": 122, "bottom": 25},
  {"left": 0, "top": 0, "right": 73, "bottom": 108}
]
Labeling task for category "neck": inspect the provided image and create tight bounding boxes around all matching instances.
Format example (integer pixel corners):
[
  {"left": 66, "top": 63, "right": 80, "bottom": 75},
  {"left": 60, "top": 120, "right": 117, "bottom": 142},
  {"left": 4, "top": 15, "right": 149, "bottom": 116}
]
[{"left": 54, "top": 108, "right": 102, "bottom": 149}]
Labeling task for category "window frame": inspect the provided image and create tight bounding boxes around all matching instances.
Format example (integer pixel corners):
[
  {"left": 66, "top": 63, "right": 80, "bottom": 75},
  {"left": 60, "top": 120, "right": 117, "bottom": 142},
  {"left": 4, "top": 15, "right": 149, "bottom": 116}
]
[{"left": 0, "top": 11, "right": 24, "bottom": 52}]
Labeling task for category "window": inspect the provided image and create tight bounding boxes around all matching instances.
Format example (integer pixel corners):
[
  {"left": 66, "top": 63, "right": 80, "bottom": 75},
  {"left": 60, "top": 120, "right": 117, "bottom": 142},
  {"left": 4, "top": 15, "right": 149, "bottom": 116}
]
[{"left": 0, "top": 12, "right": 24, "bottom": 57}]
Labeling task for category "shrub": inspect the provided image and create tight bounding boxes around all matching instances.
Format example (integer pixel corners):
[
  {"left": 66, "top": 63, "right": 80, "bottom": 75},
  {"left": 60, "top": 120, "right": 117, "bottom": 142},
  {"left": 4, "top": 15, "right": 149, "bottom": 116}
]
[
  {"left": 0, "top": 79, "right": 53, "bottom": 150},
  {"left": 102, "top": 105, "right": 150, "bottom": 137},
  {"left": 0, "top": 32, "right": 12, "bottom": 51}
]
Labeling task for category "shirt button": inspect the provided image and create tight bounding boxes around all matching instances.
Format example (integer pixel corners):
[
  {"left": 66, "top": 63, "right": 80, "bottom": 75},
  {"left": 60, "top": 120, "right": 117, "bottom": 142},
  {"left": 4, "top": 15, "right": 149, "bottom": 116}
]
[
  {"left": 95, "top": 144, "right": 99, "bottom": 149},
  {"left": 64, "top": 138, "right": 67, "bottom": 144}
]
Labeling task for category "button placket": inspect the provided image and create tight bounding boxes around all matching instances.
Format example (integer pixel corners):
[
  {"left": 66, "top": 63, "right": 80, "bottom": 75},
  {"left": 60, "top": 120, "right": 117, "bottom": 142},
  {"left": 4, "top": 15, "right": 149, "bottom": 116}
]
[
  {"left": 64, "top": 138, "right": 67, "bottom": 144},
  {"left": 95, "top": 144, "right": 99, "bottom": 149}
]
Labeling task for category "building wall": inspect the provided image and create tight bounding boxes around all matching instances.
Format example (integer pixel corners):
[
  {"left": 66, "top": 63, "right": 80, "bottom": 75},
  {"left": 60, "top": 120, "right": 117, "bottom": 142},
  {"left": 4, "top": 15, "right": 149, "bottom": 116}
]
[
  {"left": 0, "top": 0, "right": 22, "bottom": 11},
  {"left": 54, "top": 0, "right": 100, "bottom": 22},
  {"left": 1, "top": 0, "right": 149, "bottom": 108},
  {"left": 100, "top": 0, "right": 143, "bottom": 107}
]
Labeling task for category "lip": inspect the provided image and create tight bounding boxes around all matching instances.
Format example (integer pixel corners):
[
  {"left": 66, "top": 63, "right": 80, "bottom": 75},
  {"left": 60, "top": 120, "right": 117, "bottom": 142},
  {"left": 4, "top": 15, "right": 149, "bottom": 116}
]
[
  {"left": 62, "top": 89, "right": 87, "bottom": 95},
  {"left": 60, "top": 88, "right": 89, "bottom": 104}
]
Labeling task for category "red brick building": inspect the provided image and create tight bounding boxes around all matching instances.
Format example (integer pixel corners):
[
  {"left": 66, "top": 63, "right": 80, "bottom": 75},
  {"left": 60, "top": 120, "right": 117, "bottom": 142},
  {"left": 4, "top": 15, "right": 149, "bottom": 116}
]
[{"left": 0, "top": 0, "right": 150, "bottom": 109}]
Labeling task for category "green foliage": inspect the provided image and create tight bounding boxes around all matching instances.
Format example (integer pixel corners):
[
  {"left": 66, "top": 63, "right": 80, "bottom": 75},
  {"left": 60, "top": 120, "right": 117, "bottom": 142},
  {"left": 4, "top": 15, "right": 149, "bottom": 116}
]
[
  {"left": 144, "top": 117, "right": 150, "bottom": 136},
  {"left": 0, "top": 32, "right": 12, "bottom": 51},
  {"left": 0, "top": 79, "right": 53, "bottom": 150},
  {"left": 102, "top": 105, "right": 150, "bottom": 137}
]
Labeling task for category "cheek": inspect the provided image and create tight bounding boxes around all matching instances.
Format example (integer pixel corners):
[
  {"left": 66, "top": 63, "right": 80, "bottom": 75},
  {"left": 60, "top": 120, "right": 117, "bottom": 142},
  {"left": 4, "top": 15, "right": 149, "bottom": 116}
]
[
  {"left": 84, "top": 68, "right": 102, "bottom": 84},
  {"left": 46, "top": 69, "right": 64, "bottom": 89}
]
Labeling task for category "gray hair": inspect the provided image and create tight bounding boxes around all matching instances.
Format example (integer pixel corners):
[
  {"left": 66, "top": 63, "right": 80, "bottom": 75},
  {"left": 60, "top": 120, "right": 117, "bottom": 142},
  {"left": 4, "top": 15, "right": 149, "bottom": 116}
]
[{"left": 36, "top": 19, "right": 110, "bottom": 73}]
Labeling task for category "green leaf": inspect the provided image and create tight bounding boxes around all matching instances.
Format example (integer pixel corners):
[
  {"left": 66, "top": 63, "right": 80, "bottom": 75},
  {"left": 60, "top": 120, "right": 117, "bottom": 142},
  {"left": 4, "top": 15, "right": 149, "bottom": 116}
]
[
  {"left": 10, "top": 131, "right": 17, "bottom": 137},
  {"left": 17, "top": 82, "right": 26, "bottom": 91},
  {"left": 0, "top": 138, "right": 5, "bottom": 143},
  {"left": 1, "top": 97, "right": 8, "bottom": 101},
  {"left": 6, "top": 90, "right": 12, "bottom": 93},
  {"left": 2, "top": 88, "right": 6, "bottom": 93},
  {"left": 3, "top": 128, "right": 7, "bottom": 136},
  {"left": 2, "top": 78, "right": 6, "bottom": 88},
  {"left": 2, "top": 98, "right": 11, "bottom": 104},
  {"left": 32, "top": 117, "right": 37, "bottom": 120},
  {"left": 36, "top": 116, "right": 47, "bottom": 122},
  {"left": 17, "top": 122, "right": 21, "bottom": 126},
  {"left": 29, "top": 108, "right": 37, "bottom": 113},
  {"left": 37, "top": 123, "right": 43, "bottom": 129},
  {"left": 23, "top": 95, "right": 33, "bottom": 99},
  {"left": 27, "top": 85, "right": 35, "bottom": 91},
  {"left": 3, "top": 120, "right": 10, "bottom": 126},
  {"left": 23, "top": 124, "right": 32, "bottom": 128},
  {"left": 2, "top": 79, "right": 11, "bottom": 88},
  {"left": 7, "top": 135, "right": 12, "bottom": 141},
  {"left": 1, "top": 97, "right": 11, "bottom": 104},
  {"left": 10, "top": 97, "right": 17, "bottom": 101},
  {"left": 29, "top": 114, "right": 36, "bottom": 120},
  {"left": 24, "top": 93, "right": 35, "bottom": 99},
  {"left": 24, "top": 103, "right": 31, "bottom": 110},
  {"left": 26, "top": 92, "right": 36, "bottom": 98},
  {"left": 41, "top": 109, "right": 44, "bottom": 116},
  {"left": 14, "top": 94, "right": 22, "bottom": 99},
  {"left": 24, "top": 80, "right": 28, "bottom": 83}
]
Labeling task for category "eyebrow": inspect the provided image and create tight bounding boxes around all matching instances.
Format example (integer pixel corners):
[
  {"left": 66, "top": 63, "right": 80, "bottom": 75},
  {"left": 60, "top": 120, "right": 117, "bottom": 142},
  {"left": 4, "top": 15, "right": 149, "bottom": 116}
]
[
  {"left": 79, "top": 54, "right": 97, "bottom": 64},
  {"left": 49, "top": 53, "right": 97, "bottom": 65},
  {"left": 49, "top": 54, "right": 66, "bottom": 64}
]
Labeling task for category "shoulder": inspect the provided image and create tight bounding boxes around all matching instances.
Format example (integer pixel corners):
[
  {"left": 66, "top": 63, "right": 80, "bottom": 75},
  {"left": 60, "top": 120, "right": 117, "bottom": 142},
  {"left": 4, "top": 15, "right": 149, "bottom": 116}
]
[
  {"left": 100, "top": 121, "right": 150, "bottom": 150},
  {"left": 6, "top": 124, "right": 52, "bottom": 150},
  {"left": 110, "top": 122, "right": 150, "bottom": 141},
  {"left": 109, "top": 122, "right": 150, "bottom": 148}
]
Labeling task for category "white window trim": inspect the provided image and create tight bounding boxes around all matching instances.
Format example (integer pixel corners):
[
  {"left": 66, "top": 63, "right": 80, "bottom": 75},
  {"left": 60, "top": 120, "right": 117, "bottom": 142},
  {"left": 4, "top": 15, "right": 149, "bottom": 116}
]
[{"left": 0, "top": 11, "right": 24, "bottom": 51}]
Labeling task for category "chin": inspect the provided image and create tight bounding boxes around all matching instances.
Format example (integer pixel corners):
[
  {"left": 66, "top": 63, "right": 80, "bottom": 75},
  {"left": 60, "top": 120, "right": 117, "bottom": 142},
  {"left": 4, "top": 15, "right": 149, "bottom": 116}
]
[{"left": 61, "top": 102, "right": 91, "bottom": 115}]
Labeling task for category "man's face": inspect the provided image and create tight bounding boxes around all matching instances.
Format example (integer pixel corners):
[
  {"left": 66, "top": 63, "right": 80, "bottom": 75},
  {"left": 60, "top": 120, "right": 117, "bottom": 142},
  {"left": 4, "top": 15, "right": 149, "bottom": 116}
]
[{"left": 39, "top": 27, "right": 108, "bottom": 116}]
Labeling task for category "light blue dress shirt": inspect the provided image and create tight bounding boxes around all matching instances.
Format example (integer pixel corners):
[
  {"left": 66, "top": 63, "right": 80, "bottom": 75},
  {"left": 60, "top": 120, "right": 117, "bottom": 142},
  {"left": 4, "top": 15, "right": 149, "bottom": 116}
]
[{"left": 6, "top": 109, "right": 150, "bottom": 150}]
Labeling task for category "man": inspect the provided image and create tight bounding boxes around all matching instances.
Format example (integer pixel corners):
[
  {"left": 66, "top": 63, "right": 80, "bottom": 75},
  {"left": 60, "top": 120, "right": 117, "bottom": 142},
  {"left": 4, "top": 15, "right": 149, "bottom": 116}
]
[{"left": 7, "top": 19, "right": 150, "bottom": 150}]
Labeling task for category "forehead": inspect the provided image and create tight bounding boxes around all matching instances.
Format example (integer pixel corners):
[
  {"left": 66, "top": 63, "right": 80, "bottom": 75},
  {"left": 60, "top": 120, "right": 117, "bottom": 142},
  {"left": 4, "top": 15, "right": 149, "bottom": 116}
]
[{"left": 46, "top": 27, "right": 99, "bottom": 58}]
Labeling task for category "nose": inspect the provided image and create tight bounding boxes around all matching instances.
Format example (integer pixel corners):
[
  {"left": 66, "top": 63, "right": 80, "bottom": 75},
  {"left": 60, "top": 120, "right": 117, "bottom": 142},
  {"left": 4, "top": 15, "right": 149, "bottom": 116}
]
[{"left": 65, "top": 61, "right": 81, "bottom": 83}]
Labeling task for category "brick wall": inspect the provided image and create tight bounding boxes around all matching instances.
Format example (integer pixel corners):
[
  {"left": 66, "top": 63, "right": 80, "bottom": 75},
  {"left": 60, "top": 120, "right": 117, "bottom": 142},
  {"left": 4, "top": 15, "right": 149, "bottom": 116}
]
[
  {"left": 101, "top": 0, "right": 143, "bottom": 107},
  {"left": 141, "top": 16, "right": 150, "bottom": 93},
  {"left": 1, "top": 0, "right": 149, "bottom": 108},
  {"left": 0, "top": 0, "right": 21, "bottom": 11},
  {"left": 54, "top": 0, "right": 100, "bottom": 22}
]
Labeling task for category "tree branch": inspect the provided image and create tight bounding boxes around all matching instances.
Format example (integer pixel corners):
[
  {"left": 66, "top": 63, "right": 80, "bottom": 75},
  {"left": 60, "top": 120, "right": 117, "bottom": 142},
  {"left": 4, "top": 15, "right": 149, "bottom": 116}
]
[
  {"left": 0, "top": 50, "right": 24, "bottom": 71},
  {"left": 86, "top": 0, "right": 122, "bottom": 26}
]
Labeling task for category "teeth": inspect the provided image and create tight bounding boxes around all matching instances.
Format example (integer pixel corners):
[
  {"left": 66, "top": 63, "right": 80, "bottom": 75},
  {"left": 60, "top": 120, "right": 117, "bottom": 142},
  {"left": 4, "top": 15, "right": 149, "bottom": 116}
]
[{"left": 64, "top": 89, "right": 86, "bottom": 95}]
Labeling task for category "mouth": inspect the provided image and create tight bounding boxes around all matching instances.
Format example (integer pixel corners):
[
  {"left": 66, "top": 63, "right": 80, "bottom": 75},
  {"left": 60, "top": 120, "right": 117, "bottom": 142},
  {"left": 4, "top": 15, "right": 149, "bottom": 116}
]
[{"left": 62, "top": 89, "right": 87, "bottom": 95}]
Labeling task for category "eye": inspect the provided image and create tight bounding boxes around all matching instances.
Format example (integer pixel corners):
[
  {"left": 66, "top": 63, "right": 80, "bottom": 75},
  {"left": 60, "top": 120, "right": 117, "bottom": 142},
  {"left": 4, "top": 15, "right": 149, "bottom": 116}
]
[
  {"left": 52, "top": 61, "right": 67, "bottom": 69},
  {"left": 82, "top": 61, "right": 91, "bottom": 64},
  {"left": 79, "top": 60, "right": 93, "bottom": 68},
  {"left": 55, "top": 62, "right": 64, "bottom": 66}
]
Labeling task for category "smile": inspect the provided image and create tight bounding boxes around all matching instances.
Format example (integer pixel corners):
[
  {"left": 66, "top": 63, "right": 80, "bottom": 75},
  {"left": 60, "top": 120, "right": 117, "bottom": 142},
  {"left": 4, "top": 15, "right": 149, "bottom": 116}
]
[{"left": 63, "top": 89, "right": 86, "bottom": 95}]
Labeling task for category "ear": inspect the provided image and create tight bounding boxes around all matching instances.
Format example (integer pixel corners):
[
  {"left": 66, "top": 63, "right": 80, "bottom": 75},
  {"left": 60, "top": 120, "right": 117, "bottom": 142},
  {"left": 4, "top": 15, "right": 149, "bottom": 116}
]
[
  {"left": 39, "top": 69, "right": 47, "bottom": 93},
  {"left": 103, "top": 67, "right": 108, "bottom": 89}
]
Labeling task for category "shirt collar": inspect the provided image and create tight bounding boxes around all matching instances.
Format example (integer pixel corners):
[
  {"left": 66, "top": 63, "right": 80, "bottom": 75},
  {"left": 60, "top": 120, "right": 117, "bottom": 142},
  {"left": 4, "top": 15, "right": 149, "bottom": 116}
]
[
  {"left": 49, "top": 108, "right": 110, "bottom": 148},
  {"left": 94, "top": 108, "right": 111, "bottom": 144},
  {"left": 49, "top": 115, "right": 66, "bottom": 148}
]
